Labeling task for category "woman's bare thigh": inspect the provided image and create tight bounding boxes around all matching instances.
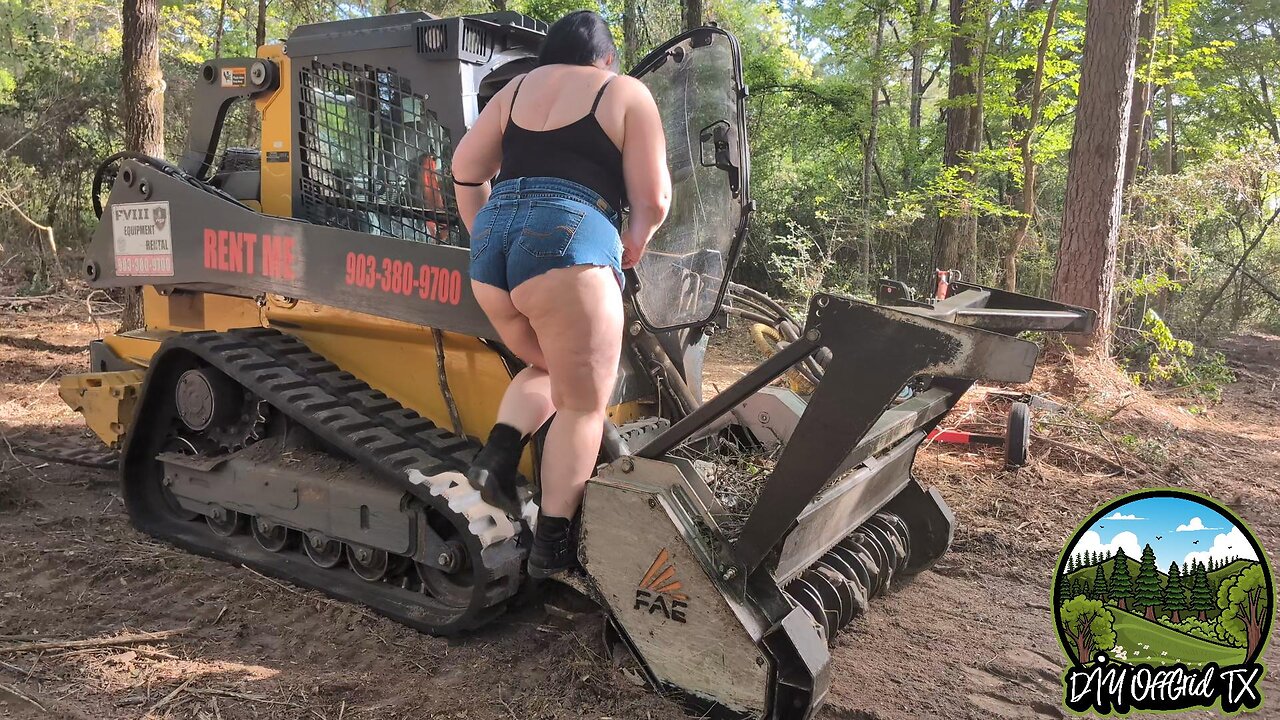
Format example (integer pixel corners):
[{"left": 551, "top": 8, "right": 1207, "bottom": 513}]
[
  {"left": 472, "top": 280, "right": 546, "bottom": 369},
  {"left": 510, "top": 266, "right": 622, "bottom": 411}
]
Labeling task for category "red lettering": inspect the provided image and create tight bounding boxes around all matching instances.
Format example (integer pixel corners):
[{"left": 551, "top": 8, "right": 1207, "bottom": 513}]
[
  {"left": 229, "top": 232, "right": 243, "bottom": 273},
  {"left": 280, "top": 236, "right": 295, "bottom": 280},
  {"left": 217, "top": 230, "right": 231, "bottom": 272},
  {"left": 261, "top": 235, "right": 275, "bottom": 278},
  {"left": 203, "top": 229, "right": 217, "bottom": 269},
  {"left": 243, "top": 234, "right": 256, "bottom": 275}
]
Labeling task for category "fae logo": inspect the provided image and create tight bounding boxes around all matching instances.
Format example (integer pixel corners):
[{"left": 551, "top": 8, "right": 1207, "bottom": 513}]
[
  {"left": 1054, "top": 489, "right": 1273, "bottom": 714},
  {"left": 634, "top": 548, "right": 689, "bottom": 623}
]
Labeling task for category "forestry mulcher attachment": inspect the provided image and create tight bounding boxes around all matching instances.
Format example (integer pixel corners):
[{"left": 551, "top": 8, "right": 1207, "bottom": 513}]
[{"left": 64, "top": 12, "right": 1094, "bottom": 719}]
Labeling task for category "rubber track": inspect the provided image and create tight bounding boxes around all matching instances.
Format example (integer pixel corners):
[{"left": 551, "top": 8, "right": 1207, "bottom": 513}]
[
  {"left": 139, "top": 327, "right": 524, "bottom": 632},
  {"left": 12, "top": 438, "right": 119, "bottom": 470}
]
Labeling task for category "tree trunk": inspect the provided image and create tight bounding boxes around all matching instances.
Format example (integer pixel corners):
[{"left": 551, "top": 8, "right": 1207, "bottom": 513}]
[
  {"left": 1161, "top": 0, "right": 1176, "bottom": 173},
  {"left": 1073, "top": 616, "right": 1096, "bottom": 661},
  {"left": 244, "top": 0, "right": 268, "bottom": 146},
  {"left": 256, "top": 0, "right": 267, "bottom": 48},
  {"left": 1050, "top": 0, "right": 1142, "bottom": 354},
  {"left": 120, "top": 0, "right": 164, "bottom": 332},
  {"left": 1123, "top": 0, "right": 1159, "bottom": 189},
  {"left": 1198, "top": 609, "right": 1206, "bottom": 622},
  {"left": 1170, "top": 609, "right": 1181, "bottom": 624},
  {"left": 904, "top": 0, "right": 936, "bottom": 189},
  {"left": 682, "top": 0, "right": 702, "bottom": 31},
  {"left": 623, "top": 0, "right": 640, "bottom": 68},
  {"left": 213, "top": 0, "right": 228, "bottom": 58},
  {"left": 863, "top": 10, "right": 885, "bottom": 291},
  {"left": 1144, "top": 605, "right": 1156, "bottom": 621},
  {"left": 934, "top": 0, "right": 985, "bottom": 283},
  {"left": 1117, "top": 598, "right": 1127, "bottom": 611},
  {"left": 1000, "top": 0, "right": 1058, "bottom": 291}
]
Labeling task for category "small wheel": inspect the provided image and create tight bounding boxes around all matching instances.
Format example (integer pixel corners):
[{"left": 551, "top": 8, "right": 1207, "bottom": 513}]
[
  {"left": 1005, "top": 401, "right": 1031, "bottom": 469},
  {"left": 205, "top": 506, "right": 246, "bottom": 537},
  {"left": 303, "top": 534, "right": 344, "bottom": 568},
  {"left": 251, "top": 517, "right": 292, "bottom": 552},
  {"left": 416, "top": 540, "right": 473, "bottom": 608},
  {"left": 346, "top": 544, "right": 391, "bottom": 582}
]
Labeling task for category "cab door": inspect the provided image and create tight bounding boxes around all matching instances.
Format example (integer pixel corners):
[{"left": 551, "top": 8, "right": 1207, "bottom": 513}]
[{"left": 629, "top": 27, "right": 751, "bottom": 331}]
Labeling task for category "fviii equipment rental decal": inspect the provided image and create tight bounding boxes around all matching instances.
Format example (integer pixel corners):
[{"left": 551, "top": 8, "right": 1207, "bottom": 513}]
[{"left": 112, "top": 201, "right": 174, "bottom": 277}]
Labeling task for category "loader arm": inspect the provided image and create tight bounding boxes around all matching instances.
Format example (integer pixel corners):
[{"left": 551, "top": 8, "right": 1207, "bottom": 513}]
[
  {"left": 639, "top": 289, "right": 1094, "bottom": 574},
  {"left": 84, "top": 160, "right": 496, "bottom": 339}
]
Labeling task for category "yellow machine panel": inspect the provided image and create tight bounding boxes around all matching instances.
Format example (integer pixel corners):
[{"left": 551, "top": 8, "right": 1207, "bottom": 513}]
[
  {"left": 256, "top": 43, "right": 292, "bottom": 217},
  {"left": 58, "top": 370, "right": 147, "bottom": 447}
]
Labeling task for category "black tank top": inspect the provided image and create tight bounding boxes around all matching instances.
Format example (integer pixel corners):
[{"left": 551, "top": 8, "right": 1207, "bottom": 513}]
[{"left": 495, "top": 75, "right": 627, "bottom": 213}]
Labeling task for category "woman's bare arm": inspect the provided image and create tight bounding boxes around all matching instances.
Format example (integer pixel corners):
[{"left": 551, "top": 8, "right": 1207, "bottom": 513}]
[
  {"left": 451, "top": 76, "right": 523, "bottom": 233},
  {"left": 618, "top": 77, "right": 671, "bottom": 269}
]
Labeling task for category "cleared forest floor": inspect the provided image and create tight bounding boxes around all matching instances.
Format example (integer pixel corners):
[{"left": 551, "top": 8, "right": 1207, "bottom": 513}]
[{"left": 0, "top": 293, "right": 1277, "bottom": 720}]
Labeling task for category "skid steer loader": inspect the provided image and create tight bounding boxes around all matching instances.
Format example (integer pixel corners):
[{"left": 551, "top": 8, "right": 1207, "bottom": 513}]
[{"left": 63, "top": 12, "right": 1094, "bottom": 718}]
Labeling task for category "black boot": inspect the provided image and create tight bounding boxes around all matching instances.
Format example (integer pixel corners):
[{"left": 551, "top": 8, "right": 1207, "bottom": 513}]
[
  {"left": 467, "top": 423, "right": 528, "bottom": 516},
  {"left": 527, "top": 512, "right": 576, "bottom": 579}
]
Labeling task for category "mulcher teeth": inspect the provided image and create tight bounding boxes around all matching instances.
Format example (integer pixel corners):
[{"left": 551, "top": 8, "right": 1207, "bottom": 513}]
[{"left": 783, "top": 511, "right": 913, "bottom": 642}]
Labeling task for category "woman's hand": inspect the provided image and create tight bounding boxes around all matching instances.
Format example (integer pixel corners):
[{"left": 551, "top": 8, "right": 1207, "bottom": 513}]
[{"left": 621, "top": 232, "right": 647, "bottom": 269}]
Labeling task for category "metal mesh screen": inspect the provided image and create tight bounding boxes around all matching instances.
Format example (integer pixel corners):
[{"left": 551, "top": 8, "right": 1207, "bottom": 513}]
[{"left": 298, "top": 61, "right": 459, "bottom": 244}]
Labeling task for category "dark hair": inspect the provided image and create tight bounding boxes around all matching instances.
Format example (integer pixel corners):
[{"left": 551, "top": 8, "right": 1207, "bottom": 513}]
[{"left": 538, "top": 11, "right": 617, "bottom": 67}]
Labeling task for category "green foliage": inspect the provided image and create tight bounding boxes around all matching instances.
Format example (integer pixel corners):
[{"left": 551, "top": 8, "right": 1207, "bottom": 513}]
[
  {"left": 1121, "top": 309, "right": 1236, "bottom": 398},
  {"left": 0, "top": 0, "right": 1277, "bottom": 349},
  {"left": 1109, "top": 547, "right": 1135, "bottom": 605},
  {"left": 1060, "top": 596, "right": 1117, "bottom": 660},
  {"left": 1164, "top": 562, "right": 1187, "bottom": 614},
  {"left": 1158, "top": 616, "right": 1236, "bottom": 646},
  {"left": 1134, "top": 544, "right": 1165, "bottom": 615},
  {"left": 1216, "top": 564, "right": 1269, "bottom": 652},
  {"left": 1189, "top": 562, "right": 1217, "bottom": 617},
  {"left": 1092, "top": 565, "right": 1109, "bottom": 601}
]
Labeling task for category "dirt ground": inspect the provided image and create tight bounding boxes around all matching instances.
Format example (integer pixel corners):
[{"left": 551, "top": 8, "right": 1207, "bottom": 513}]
[{"left": 1, "top": 295, "right": 1277, "bottom": 720}]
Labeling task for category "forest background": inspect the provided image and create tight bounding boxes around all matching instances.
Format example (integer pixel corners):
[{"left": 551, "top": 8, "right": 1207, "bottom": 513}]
[{"left": 2, "top": 0, "right": 1279, "bottom": 389}]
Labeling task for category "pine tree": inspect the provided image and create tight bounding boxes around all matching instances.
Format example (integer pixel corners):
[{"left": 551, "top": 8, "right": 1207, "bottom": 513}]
[
  {"left": 1110, "top": 547, "right": 1134, "bottom": 611},
  {"left": 1164, "top": 562, "right": 1187, "bottom": 623},
  {"left": 1092, "top": 565, "right": 1109, "bottom": 601},
  {"left": 1183, "top": 561, "right": 1190, "bottom": 577},
  {"left": 1134, "top": 544, "right": 1164, "bottom": 620},
  {"left": 1189, "top": 562, "right": 1216, "bottom": 621}
]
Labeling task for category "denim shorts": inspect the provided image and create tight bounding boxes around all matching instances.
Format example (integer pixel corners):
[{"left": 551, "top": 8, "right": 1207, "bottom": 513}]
[{"left": 469, "top": 177, "right": 624, "bottom": 292}]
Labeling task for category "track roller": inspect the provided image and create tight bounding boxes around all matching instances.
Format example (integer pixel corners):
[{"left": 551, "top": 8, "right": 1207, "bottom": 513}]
[
  {"left": 205, "top": 506, "right": 246, "bottom": 537},
  {"left": 304, "top": 533, "right": 345, "bottom": 568},
  {"left": 251, "top": 517, "right": 292, "bottom": 552},
  {"left": 347, "top": 545, "right": 393, "bottom": 582}
]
